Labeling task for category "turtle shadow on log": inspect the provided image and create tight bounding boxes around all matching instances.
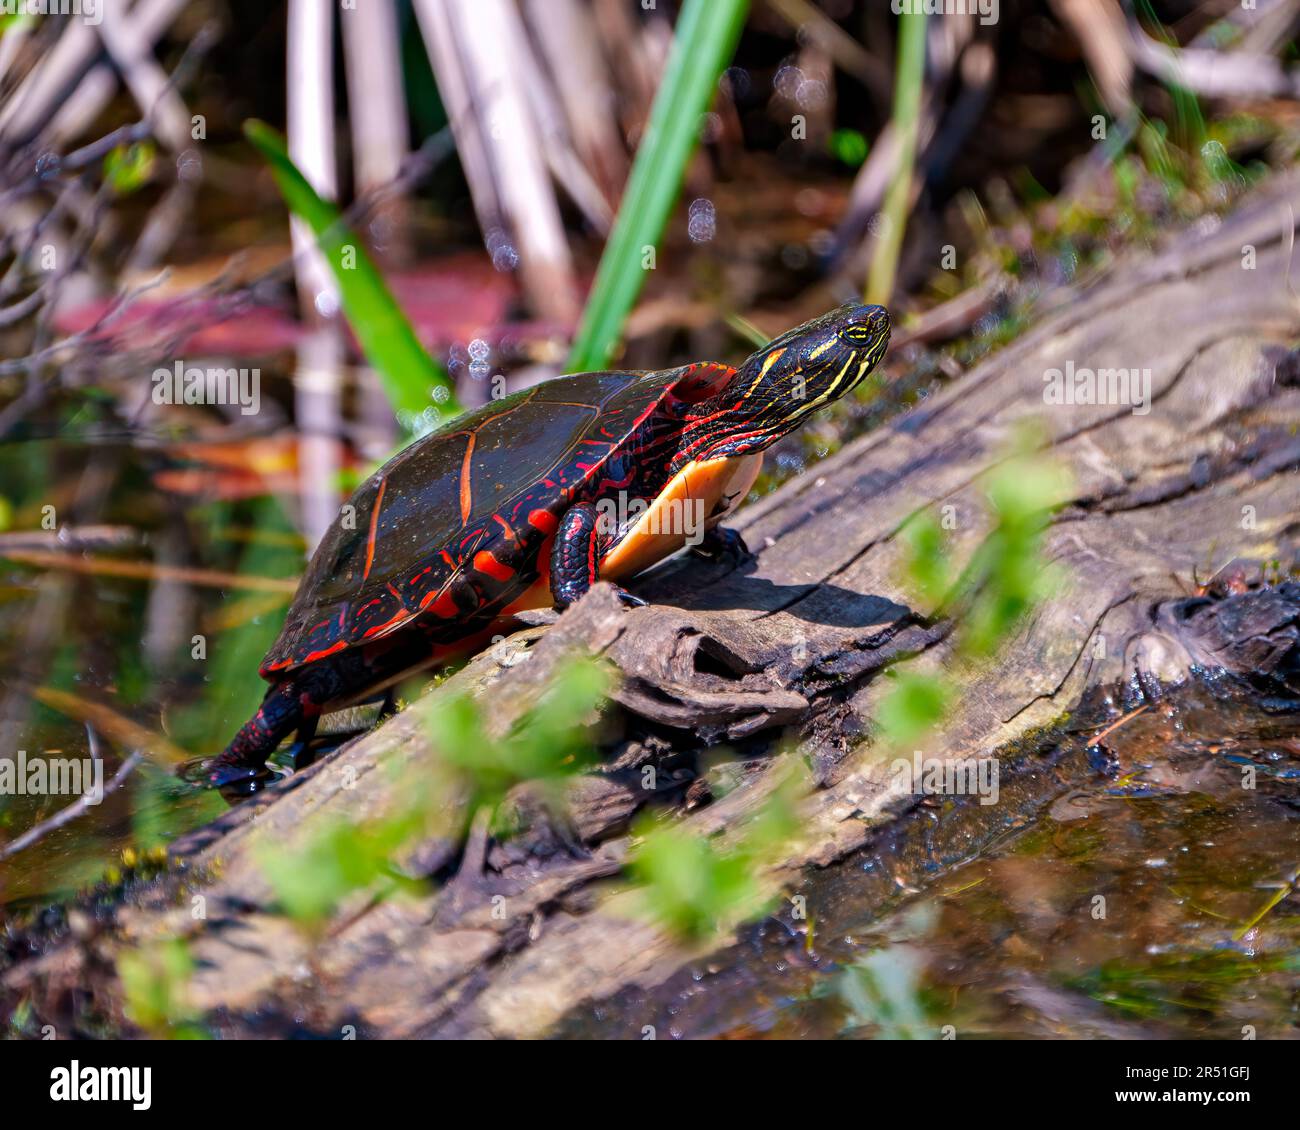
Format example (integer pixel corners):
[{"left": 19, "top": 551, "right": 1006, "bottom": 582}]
[
  {"left": 656, "top": 573, "right": 910, "bottom": 629},
  {"left": 634, "top": 545, "right": 914, "bottom": 629}
]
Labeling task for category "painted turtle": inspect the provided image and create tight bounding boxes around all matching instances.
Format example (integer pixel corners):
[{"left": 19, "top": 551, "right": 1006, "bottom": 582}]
[{"left": 209, "top": 303, "right": 891, "bottom": 787}]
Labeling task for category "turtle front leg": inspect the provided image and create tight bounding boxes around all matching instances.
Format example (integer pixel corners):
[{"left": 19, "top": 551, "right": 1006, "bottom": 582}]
[{"left": 550, "top": 501, "right": 647, "bottom": 610}]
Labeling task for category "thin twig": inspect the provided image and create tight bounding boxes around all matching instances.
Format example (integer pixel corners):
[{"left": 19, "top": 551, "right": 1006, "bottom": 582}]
[
  {"left": 0, "top": 19, "right": 217, "bottom": 204},
  {"left": 762, "top": 0, "right": 892, "bottom": 102},
  {"left": 0, "top": 549, "right": 299, "bottom": 593},
  {"left": 0, "top": 269, "right": 170, "bottom": 379},
  {"left": 286, "top": 0, "right": 339, "bottom": 320},
  {"left": 94, "top": 0, "right": 194, "bottom": 151},
  {"left": 0, "top": 751, "right": 143, "bottom": 862},
  {"left": 1082, "top": 704, "right": 1150, "bottom": 743},
  {"left": 1127, "top": 15, "right": 1300, "bottom": 99}
]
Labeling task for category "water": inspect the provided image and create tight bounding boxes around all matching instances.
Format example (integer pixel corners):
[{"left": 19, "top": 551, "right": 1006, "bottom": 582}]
[
  {"left": 0, "top": 427, "right": 304, "bottom": 908},
  {"left": 556, "top": 682, "right": 1300, "bottom": 1039}
]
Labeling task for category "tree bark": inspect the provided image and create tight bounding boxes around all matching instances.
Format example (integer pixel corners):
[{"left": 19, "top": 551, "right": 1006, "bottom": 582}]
[{"left": 6, "top": 171, "right": 1300, "bottom": 1040}]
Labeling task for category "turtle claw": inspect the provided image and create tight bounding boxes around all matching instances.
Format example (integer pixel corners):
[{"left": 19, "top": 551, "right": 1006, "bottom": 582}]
[
  {"left": 195, "top": 757, "right": 281, "bottom": 800},
  {"left": 691, "top": 524, "right": 750, "bottom": 563},
  {"left": 553, "top": 584, "right": 645, "bottom": 612},
  {"left": 612, "top": 586, "right": 648, "bottom": 608}
]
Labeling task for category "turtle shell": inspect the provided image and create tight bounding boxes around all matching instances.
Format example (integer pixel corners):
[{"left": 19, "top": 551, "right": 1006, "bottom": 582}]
[{"left": 260, "top": 364, "right": 733, "bottom": 677}]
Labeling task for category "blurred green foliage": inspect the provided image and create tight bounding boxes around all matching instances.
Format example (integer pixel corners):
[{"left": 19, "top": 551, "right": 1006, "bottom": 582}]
[
  {"left": 1069, "top": 950, "right": 1300, "bottom": 1019},
  {"left": 628, "top": 762, "right": 801, "bottom": 942},
  {"left": 828, "top": 128, "right": 869, "bottom": 168},
  {"left": 880, "top": 433, "right": 1070, "bottom": 746},
  {"left": 0, "top": 9, "right": 32, "bottom": 35},
  {"left": 260, "top": 814, "right": 424, "bottom": 931},
  {"left": 960, "top": 444, "right": 1070, "bottom": 658},
  {"left": 627, "top": 822, "right": 765, "bottom": 941},
  {"left": 897, "top": 508, "right": 950, "bottom": 609},
  {"left": 104, "top": 141, "right": 155, "bottom": 196},
  {"left": 835, "top": 947, "right": 932, "bottom": 1039},
  {"left": 117, "top": 938, "right": 206, "bottom": 1039},
  {"left": 169, "top": 497, "right": 300, "bottom": 754},
  {"left": 244, "top": 120, "right": 456, "bottom": 436},
  {"left": 259, "top": 657, "right": 611, "bottom": 930},
  {"left": 900, "top": 434, "right": 1068, "bottom": 643},
  {"left": 429, "top": 656, "right": 611, "bottom": 824},
  {"left": 875, "top": 671, "right": 951, "bottom": 749}
]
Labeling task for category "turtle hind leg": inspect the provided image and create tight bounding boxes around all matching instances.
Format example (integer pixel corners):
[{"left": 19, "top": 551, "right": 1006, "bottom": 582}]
[
  {"left": 208, "top": 678, "right": 326, "bottom": 793},
  {"left": 550, "top": 502, "right": 646, "bottom": 610}
]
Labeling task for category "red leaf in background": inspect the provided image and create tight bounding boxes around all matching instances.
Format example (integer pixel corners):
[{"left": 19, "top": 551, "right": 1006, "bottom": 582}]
[
  {"left": 54, "top": 253, "right": 575, "bottom": 364},
  {"left": 53, "top": 297, "right": 304, "bottom": 357}
]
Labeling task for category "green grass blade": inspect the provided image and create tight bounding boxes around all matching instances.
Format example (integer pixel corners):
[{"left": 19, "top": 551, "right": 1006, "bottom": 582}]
[
  {"left": 866, "top": 9, "right": 927, "bottom": 306},
  {"left": 565, "top": 0, "right": 749, "bottom": 374},
  {"left": 244, "top": 120, "right": 457, "bottom": 431}
]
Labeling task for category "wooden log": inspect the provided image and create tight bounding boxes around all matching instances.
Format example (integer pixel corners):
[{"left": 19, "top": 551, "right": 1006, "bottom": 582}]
[{"left": 6, "top": 172, "right": 1300, "bottom": 1040}]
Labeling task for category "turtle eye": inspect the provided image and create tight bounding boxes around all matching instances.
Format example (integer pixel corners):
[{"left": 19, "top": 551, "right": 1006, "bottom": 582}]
[{"left": 839, "top": 323, "right": 875, "bottom": 344}]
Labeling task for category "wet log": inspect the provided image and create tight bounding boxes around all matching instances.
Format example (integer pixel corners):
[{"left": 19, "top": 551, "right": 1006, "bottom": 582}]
[{"left": 6, "top": 171, "right": 1300, "bottom": 1039}]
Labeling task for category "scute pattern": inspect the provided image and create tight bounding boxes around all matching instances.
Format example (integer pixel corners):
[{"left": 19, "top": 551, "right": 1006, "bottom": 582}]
[{"left": 260, "top": 368, "right": 692, "bottom": 675}]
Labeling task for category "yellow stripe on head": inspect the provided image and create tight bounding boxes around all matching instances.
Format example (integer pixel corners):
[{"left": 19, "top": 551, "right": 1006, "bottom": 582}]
[
  {"left": 747, "top": 347, "right": 786, "bottom": 396},
  {"left": 805, "top": 335, "right": 837, "bottom": 362},
  {"left": 799, "top": 350, "right": 857, "bottom": 414}
]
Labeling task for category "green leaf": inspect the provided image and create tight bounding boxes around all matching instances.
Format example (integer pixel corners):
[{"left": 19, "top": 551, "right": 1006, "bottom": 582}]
[
  {"left": 828, "top": 128, "right": 869, "bottom": 168},
  {"left": 426, "top": 657, "right": 610, "bottom": 812},
  {"left": 259, "top": 816, "right": 409, "bottom": 929},
  {"left": 628, "top": 761, "right": 803, "bottom": 942},
  {"left": 628, "top": 819, "right": 765, "bottom": 941},
  {"left": 837, "top": 948, "right": 931, "bottom": 1039},
  {"left": 865, "top": 6, "right": 928, "bottom": 306},
  {"left": 0, "top": 10, "right": 34, "bottom": 36},
  {"left": 117, "top": 938, "right": 203, "bottom": 1037},
  {"left": 243, "top": 120, "right": 456, "bottom": 433},
  {"left": 104, "top": 141, "right": 155, "bottom": 196},
  {"left": 566, "top": 0, "right": 749, "bottom": 373},
  {"left": 899, "top": 508, "right": 951, "bottom": 610},
  {"left": 876, "top": 672, "right": 951, "bottom": 747}
]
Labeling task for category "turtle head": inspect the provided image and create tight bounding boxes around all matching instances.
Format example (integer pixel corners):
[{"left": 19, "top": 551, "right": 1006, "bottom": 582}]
[{"left": 682, "top": 304, "right": 891, "bottom": 465}]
